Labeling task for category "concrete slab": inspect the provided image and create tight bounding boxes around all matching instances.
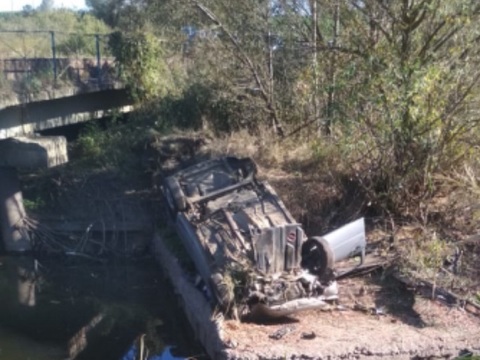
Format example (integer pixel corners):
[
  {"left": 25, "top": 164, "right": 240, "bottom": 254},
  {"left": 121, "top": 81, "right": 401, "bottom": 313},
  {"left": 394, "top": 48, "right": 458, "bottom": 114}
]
[
  {"left": 0, "top": 83, "right": 125, "bottom": 109},
  {"left": 0, "top": 136, "right": 68, "bottom": 169},
  {"left": 0, "top": 88, "right": 133, "bottom": 140}
]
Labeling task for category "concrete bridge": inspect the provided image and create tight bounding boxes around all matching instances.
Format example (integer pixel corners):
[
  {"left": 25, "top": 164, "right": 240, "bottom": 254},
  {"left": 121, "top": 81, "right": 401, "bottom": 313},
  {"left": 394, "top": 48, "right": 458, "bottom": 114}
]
[
  {"left": 0, "top": 85, "right": 134, "bottom": 252},
  {"left": 0, "top": 87, "right": 133, "bottom": 139}
]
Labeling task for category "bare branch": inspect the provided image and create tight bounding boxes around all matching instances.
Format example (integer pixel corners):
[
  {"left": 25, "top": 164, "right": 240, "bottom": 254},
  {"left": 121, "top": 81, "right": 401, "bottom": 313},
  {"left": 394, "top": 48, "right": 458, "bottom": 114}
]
[{"left": 192, "top": 0, "right": 284, "bottom": 137}]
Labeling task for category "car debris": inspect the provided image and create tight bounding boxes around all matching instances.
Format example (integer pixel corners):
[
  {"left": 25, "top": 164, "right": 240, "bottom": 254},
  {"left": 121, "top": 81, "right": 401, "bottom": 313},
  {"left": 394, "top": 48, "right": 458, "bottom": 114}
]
[
  {"left": 162, "top": 156, "right": 367, "bottom": 320},
  {"left": 301, "top": 331, "right": 316, "bottom": 340},
  {"left": 269, "top": 325, "right": 296, "bottom": 340}
]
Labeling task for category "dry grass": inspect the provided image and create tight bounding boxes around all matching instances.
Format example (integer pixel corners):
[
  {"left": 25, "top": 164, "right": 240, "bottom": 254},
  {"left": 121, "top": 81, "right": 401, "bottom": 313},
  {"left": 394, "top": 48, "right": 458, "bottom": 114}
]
[
  {"left": 396, "top": 228, "right": 453, "bottom": 284},
  {"left": 202, "top": 129, "right": 480, "bottom": 298},
  {"left": 207, "top": 126, "right": 325, "bottom": 168}
]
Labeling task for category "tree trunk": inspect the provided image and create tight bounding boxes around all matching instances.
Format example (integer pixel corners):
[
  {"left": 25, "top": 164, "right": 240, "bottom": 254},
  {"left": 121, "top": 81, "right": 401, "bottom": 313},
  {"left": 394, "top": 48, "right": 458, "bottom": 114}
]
[
  {"left": 311, "top": 0, "right": 319, "bottom": 135},
  {"left": 325, "top": 0, "right": 339, "bottom": 136}
]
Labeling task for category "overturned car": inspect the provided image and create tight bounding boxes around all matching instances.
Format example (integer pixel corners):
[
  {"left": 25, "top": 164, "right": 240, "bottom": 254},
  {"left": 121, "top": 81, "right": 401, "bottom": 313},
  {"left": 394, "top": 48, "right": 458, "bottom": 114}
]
[{"left": 162, "top": 156, "right": 366, "bottom": 319}]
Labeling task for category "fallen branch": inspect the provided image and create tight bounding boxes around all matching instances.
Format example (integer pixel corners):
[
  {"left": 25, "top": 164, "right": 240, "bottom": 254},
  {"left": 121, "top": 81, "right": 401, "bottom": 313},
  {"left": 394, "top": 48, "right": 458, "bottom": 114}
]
[
  {"left": 64, "top": 251, "right": 106, "bottom": 263},
  {"left": 393, "top": 272, "right": 480, "bottom": 317}
]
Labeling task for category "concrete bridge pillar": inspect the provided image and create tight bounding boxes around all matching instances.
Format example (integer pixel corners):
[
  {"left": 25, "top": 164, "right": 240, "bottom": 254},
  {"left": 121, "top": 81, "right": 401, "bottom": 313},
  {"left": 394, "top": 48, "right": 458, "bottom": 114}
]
[
  {"left": 0, "top": 136, "right": 68, "bottom": 252},
  {"left": 0, "top": 167, "right": 30, "bottom": 252}
]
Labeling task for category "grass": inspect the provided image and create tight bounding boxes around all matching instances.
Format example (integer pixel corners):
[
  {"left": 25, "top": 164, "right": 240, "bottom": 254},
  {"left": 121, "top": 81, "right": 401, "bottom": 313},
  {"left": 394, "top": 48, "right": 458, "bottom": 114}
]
[
  {"left": 398, "top": 231, "right": 451, "bottom": 278},
  {"left": 23, "top": 197, "right": 46, "bottom": 212}
]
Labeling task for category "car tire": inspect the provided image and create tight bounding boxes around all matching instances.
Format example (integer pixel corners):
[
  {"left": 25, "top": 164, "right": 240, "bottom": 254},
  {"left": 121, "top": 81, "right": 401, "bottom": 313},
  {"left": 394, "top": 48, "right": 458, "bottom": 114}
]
[
  {"left": 163, "top": 177, "right": 187, "bottom": 215},
  {"left": 301, "top": 236, "right": 335, "bottom": 278}
]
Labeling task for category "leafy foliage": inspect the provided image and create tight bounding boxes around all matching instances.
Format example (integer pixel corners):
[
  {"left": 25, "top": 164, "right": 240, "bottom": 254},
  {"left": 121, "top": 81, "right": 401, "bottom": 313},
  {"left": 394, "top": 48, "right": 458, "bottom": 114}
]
[
  {"left": 38, "top": 0, "right": 55, "bottom": 12},
  {"left": 329, "top": 0, "right": 480, "bottom": 214},
  {"left": 109, "top": 31, "right": 174, "bottom": 101},
  {"left": 85, "top": 0, "right": 126, "bottom": 27},
  {"left": 72, "top": 0, "right": 480, "bottom": 222},
  {"left": 0, "top": 10, "right": 111, "bottom": 58},
  {"left": 72, "top": 120, "right": 143, "bottom": 172}
]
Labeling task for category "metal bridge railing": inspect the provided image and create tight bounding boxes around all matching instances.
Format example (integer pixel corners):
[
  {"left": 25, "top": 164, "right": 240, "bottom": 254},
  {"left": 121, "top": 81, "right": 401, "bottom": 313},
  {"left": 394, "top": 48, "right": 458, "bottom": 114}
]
[{"left": 0, "top": 30, "right": 118, "bottom": 88}]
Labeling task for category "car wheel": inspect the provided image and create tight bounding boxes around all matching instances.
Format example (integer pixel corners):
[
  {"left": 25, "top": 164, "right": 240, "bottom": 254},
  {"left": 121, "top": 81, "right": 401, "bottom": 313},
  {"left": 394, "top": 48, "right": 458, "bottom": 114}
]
[
  {"left": 300, "top": 236, "right": 335, "bottom": 278},
  {"left": 163, "top": 177, "right": 187, "bottom": 216}
]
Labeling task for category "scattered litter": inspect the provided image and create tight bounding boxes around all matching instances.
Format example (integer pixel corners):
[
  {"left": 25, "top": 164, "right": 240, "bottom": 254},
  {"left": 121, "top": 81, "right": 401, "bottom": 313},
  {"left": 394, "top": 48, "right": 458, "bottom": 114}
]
[
  {"left": 322, "top": 281, "right": 339, "bottom": 300},
  {"left": 353, "top": 302, "right": 386, "bottom": 316},
  {"left": 269, "top": 325, "right": 296, "bottom": 340},
  {"left": 374, "top": 306, "right": 385, "bottom": 316},
  {"left": 225, "top": 339, "right": 238, "bottom": 349},
  {"left": 353, "top": 302, "right": 370, "bottom": 313},
  {"left": 301, "top": 331, "right": 316, "bottom": 340},
  {"left": 436, "top": 294, "right": 447, "bottom": 303}
]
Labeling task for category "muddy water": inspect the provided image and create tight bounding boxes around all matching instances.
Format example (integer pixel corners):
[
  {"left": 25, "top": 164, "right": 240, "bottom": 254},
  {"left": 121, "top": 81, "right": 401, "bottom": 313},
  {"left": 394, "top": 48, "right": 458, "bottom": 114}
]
[{"left": 0, "top": 255, "right": 203, "bottom": 360}]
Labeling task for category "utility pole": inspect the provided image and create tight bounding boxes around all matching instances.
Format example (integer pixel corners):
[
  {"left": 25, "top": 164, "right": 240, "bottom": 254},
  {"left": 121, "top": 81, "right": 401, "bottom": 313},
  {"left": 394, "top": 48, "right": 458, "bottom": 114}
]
[{"left": 95, "top": 34, "right": 101, "bottom": 86}]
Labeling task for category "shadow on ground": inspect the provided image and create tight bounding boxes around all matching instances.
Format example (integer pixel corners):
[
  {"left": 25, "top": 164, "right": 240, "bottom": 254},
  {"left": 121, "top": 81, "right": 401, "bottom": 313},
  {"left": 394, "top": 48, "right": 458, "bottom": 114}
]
[{"left": 339, "top": 272, "right": 427, "bottom": 328}]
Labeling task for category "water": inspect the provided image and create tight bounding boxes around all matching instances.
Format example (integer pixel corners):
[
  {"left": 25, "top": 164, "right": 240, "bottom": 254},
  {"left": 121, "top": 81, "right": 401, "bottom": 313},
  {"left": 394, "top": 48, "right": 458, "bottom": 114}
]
[{"left": 0, "top": 255, "right": 203, "bottom": 360}]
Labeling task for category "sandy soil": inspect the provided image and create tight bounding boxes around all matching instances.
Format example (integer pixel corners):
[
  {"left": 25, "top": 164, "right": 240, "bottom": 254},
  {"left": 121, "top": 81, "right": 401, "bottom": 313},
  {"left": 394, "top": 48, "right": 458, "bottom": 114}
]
[{"left": 221, "top": 276, "right": 480, "bottom": 359}]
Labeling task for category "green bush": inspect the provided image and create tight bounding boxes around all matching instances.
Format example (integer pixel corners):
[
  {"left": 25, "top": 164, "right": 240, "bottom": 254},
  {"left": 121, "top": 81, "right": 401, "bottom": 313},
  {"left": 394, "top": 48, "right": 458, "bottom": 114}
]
[
  {"left": 109, "top": 31, "right": 173, "bottom": 101},
  {"left": 0, "top": 10, "right": 111, "bottom": 58}
]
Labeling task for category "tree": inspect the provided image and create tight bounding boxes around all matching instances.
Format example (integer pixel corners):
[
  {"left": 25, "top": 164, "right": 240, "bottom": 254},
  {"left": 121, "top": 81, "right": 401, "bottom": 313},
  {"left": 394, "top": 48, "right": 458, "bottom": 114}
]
[
  {"left": 192, "top": 1, "right": 286, "bottom": 136},
  {"left": 38, "top": 0, "right": 55, "bottom": 11},
  {"left": 101, "top": 0, "right": 480, "bottom": 187},
  {"left": 86, "top": 0, "right": 126, "bottom": 27},
  {"left": 109, "top": 31, "right": 173, "bottom": 101},
  {"left": 22, "top": 5, "right": 35, "bottom": 15},
  {"left": 329, "top": 0, "right": 480, "bottom": 210}
]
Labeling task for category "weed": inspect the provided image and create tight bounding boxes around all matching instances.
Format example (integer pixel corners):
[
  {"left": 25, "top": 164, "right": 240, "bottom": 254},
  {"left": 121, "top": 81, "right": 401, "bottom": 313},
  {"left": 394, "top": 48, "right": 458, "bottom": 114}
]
[
  {"left": 23, "top": 197, "right": 46, "bottom": 212},
  {"left": 399, "top": 231, "right": 451, "bottom": 277}
]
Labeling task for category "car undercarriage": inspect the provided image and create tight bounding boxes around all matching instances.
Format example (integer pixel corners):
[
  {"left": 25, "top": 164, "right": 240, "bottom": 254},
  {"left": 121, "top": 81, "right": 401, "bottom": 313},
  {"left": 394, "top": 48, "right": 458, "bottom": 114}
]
[{"left": 162, "top": 156, "right": 365, "bottom": 319}]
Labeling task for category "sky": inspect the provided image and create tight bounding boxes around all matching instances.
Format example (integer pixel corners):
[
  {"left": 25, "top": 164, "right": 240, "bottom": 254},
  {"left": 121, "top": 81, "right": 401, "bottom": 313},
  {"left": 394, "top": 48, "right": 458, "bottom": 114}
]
[{"left": 0, "top": 0, "right": 87, "bottom": 12}]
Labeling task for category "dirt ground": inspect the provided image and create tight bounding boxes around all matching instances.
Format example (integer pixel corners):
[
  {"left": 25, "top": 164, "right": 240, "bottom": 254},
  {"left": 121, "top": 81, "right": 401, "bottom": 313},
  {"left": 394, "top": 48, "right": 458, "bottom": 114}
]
[{"left": 221, "top": 275, "right": 480, "bottom": 359}]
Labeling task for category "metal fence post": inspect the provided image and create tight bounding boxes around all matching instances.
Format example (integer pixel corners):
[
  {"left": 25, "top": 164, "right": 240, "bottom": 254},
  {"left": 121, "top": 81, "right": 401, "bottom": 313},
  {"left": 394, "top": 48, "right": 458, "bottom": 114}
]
[
  {"left": 95, "top": 33, "right": 101, "bottom": 86},
  {"left": 50, "top": 31, "right": 57, "bottom": 82}
]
